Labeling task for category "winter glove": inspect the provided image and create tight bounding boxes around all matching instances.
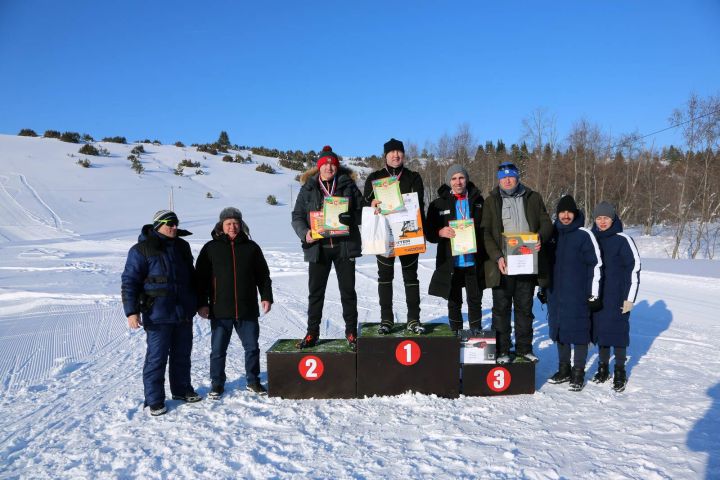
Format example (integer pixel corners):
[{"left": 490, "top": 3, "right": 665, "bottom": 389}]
[
  {"left": 338, "top": 212, "right": 353, "bottom": 226},
  {"left": 588, "top": 296, "right": 603, "bottom": 312},
  {"left": 622, "top": 301, "right": 634, "bottom": 314},
  {"left": 536, "top": 288, "right": 547, "bottom": 305}
]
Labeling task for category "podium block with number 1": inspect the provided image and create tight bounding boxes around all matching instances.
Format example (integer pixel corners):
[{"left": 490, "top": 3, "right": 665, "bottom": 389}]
[{"left": 356, "top": 323, "right": 459, "bottom": 398}]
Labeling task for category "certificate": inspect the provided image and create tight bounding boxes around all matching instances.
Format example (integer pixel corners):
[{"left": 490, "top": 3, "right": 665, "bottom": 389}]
[
  {"left": 507, "top": 253, "right": 535, "bottom": 274},
  {"left": 449, "top": 219, "right": 477, "bottom": 256},
  {"left": 322, "top": 196, "right": 349, "bottom": 232},
  {"left": 372, "top": 177, "right": 404, "bottom": 214}
]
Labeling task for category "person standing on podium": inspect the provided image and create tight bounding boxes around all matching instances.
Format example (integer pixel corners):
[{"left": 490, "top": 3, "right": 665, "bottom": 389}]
[
  {"left": 291, "top": 146, "right": 363, "bottom": 351},
  {"left": 363, "top": 138, "right": 426, "bottom": 335},
  {"left": 481, "top": 162, "right": 552, "bottom": 364},
  {"left": 426, "top": 165, "right": 486, "bottom": 336}
]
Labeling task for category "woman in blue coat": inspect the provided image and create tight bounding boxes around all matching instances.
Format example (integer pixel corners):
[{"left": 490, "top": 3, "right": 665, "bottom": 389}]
[
  {"left": 591, "top": 201, "right": 641, "bottom": 392},
  {"left": 546, "top": 195, "right": 602, "bottom": 391}
]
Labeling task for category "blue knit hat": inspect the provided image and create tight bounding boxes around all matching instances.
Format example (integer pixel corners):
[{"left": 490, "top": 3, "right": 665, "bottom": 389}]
[{"left": 497, "top": 162, "right": 519, "bottom": 180}]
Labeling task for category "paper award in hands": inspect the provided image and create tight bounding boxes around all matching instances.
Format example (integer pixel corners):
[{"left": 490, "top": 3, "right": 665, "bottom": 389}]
[
  {"left": 372, "top": 177, "right": 404, "bottom": 214},
  {"left": 322, "top": 196, "right": 349, "bottom": 232},
  {"left": 449, "top": 219, "right": 477, "bottom": 256}
]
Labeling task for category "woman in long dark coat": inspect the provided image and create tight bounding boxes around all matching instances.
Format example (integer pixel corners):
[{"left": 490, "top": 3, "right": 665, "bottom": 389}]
[{"left": 591, "top": 201, "right": 641, "bottom": 392}]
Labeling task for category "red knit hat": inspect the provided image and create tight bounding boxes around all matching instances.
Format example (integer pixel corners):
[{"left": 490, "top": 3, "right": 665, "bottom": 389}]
[{"left": 317, "top": 145, "right": 340, "bottom": 169}]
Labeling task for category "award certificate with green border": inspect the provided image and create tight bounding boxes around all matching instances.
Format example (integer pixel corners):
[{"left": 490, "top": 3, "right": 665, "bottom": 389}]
[
  {"left": 449, "top": 219, "right": 477, "bottom": 256},
  {"left": 372, "top": 177, "right": 404, "bottom": 214}
]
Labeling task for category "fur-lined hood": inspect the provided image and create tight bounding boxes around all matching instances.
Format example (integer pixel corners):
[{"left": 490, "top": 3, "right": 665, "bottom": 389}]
[{"left": 299, "top": 165, "right": 358, "bottom": 185}]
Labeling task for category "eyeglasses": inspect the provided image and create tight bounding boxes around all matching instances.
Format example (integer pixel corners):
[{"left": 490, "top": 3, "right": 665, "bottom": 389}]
[{"left": 158, "top": 219, "right": 178, "bottom": 227}]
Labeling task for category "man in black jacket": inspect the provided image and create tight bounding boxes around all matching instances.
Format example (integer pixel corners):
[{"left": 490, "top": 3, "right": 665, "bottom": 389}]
[
  {"left": 291, "top": 146, "right": 363, "bottom": 350},
  {"left": 426, "top": 165, "right": 486, "bottom": 335},
  {"left": 362, "top": 138, "right": 426, "bottom": 335},
  {"left": 196, "top": 207, "right": 273, "bottom": 398}
]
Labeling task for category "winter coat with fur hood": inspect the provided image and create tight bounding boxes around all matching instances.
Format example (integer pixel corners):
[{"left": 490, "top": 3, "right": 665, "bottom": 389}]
[{"left": 291, "top": 166, "right": 363, "bottom": 262}]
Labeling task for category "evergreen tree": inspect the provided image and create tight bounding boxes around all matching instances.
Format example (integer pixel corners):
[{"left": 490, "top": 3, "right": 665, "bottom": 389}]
[{"left": 217, "top": 131, "right": 231, "bottom": 147}]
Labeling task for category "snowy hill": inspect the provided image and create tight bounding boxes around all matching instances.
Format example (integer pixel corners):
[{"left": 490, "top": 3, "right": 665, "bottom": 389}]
[{"left": 0, "top": 134, "right": 719, "bottom": 478}]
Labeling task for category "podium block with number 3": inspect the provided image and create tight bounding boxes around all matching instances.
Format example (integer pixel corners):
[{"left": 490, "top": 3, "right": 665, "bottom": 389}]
[
  {"left": 357, "top": 323, "right": 459, "bottom": 398},
  {"left": 462, "top": 362, "right": 535, "bottom": 396},
  {"left": 267, "top": 339, "right": 356, "bottom": 399}
]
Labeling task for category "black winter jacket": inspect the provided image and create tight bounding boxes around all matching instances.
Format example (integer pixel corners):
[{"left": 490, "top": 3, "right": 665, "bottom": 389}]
[
  {"left": 291, "top": 166, "right": 363, "bottom": 263},
  {"left": 481, "top": 185, "right": 553, "bottom": 288},
  {"left": 195, "top": 226, "right": 273, "bottom": 320},
  {"left": 426, "top": 183, "right": 486, "bottom": 299},
  {"left": 362, "top": 166, "right": 426, "bottom": 221}
]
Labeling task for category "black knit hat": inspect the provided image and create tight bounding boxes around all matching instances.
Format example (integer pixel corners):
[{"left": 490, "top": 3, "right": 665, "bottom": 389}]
[
  {"left": 383, "top": 138, "right": 405, "bottom": 155},
  {"left": 556, "top": 195, "right": 579, "bottom": 216},
  {"left": 152, "top": 210, "right": 178, "bottom": 230}
]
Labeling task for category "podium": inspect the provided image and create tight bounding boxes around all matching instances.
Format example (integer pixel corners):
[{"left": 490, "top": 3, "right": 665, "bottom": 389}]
[
  {"left": 266, "top": 339, "right": 356, "bottom": 399},
  {"left": 461, "top": 361, "right": 536, "bottom": 396},
  {"left": 356, "top": 323, "right": 459, "bottom": 398}
]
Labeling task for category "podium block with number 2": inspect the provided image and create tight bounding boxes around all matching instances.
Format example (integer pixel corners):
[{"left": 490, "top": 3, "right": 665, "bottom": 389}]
[
  {"left": 356, "top": 323, "right": 459, "bottom": 398},
  {"left": 266, "top": 339, "right": 357, "bottom": 399}
]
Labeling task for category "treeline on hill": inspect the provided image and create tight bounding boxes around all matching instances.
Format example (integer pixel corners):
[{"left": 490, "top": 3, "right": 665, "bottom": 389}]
[{"left": 390, "top": 94, "right": 720, "bottom": 259}]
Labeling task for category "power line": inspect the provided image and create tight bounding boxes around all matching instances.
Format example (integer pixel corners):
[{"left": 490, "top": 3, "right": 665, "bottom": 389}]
[{"left": 610, "top": 106, "right": 720, "bottom": 151}]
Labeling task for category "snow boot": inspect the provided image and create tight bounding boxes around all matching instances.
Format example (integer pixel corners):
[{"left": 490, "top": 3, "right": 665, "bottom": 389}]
[
  {"left": 549, "top": 362, "right": 571, "bottom": 384},
  {"left": 613, "top": 366, "right": 627, "bottom": 392},
  {"left": 296, "top": 332, "right": 318, "bottom": 349},
  {"left": 246, "top": 381, "right": 268, "bottom": 396},
  {"left": 346, "top": 332, "right": 357, "bottom": 351},
  {"left": 149, "top": 403, "right": 167, "bottom": 416},
  {"left": 569, "top": 366, "right": 585, "bottom": 392},
  {"left": 592, "top": 362, "right": 610, "bottom": 383},
  {"left": 171, "top": 390, "right": 202, "bottom": 403},
  {"left": 209, "top": 385, "right": 224, "bottom": 400},
  {"left": 496, "top": 352, "right": 512, "bottom": 365},
  {"left": 377, "top": 320, "right": 393, "bottom": 335},
  {"left": 406, "top": 320, "right": 425, "bottom": 335},
  {"left": 515, "top": 351, "right": 539, "bottom": 363}
]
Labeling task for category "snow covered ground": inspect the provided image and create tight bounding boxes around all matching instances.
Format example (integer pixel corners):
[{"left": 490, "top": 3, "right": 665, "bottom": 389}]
[{"left": 0, "top": 134, "right": 719, "bottom": 479}]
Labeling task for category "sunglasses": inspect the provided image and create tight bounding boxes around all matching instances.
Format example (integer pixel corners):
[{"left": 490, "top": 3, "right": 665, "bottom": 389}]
[{"left": 158, "top": 219, "right": 179, "bottom": 227}]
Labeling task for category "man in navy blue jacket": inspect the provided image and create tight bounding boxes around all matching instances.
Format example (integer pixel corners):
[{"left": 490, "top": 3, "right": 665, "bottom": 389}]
[
  {"left": 121, "top": 210, "right": 200, "bottom": 416},
  {"left": 545, "top": 196, "right": 603, "bottom": 391}
]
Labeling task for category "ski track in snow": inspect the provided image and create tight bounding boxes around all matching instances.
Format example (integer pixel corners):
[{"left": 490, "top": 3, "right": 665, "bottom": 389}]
[{"left": 0, "top": 135, "right": 718, "bottom": 479}]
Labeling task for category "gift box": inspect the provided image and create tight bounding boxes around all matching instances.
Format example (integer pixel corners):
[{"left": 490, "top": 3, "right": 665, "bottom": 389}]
[
  {"left": 502, "top": 232, "right": 538, "bottom": 275},
  {"left": 459, "top": 329, "right": 496, "bottom": 364}
]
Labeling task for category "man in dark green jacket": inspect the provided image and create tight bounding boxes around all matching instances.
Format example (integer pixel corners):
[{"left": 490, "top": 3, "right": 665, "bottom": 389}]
[{"left": 481, "top": 162, "right": 552, "bottom": 364}]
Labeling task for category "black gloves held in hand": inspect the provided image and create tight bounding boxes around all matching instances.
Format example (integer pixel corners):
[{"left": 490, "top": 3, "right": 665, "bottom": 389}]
[
  {"left": 338, "top": 212, "right": 353, "bottom": 226},
  {"left": 536, "top": 288, "right": 547, "bottom": 305},
  {"left": 588, "top": 296, "right": 603, "bottom": 312}
]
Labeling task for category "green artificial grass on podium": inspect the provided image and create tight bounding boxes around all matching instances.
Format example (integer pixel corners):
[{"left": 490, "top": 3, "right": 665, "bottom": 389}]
[
  {"left": 268, "top": 339, "right": 354, "bottom": 353},
  {"left": 359, "top": 322, "right": 454, "bottom": 338}
]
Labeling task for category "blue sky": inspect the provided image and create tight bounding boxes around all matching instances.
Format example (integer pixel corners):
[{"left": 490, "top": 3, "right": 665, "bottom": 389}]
[{"left": 1, "top": 1, "right": 718, "bottom": 156}]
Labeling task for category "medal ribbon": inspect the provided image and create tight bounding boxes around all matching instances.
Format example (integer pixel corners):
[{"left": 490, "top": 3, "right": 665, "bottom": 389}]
[{"left": 319, "top": 175, "right": 336, "bottom": 197}]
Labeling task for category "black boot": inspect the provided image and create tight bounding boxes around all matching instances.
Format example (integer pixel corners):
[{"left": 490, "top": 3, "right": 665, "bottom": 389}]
[
  {"left": 592, "top": 362, "right": 610, "bottom": 383},
  {"left": 569, "top": 366, "right": 585, "bottom": 391},
  {"left": 548, "top": 362, "right": 571, "bottom": 384},
  {"left": 613, "top": 365, "right": 627, "bottom": 392}
]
